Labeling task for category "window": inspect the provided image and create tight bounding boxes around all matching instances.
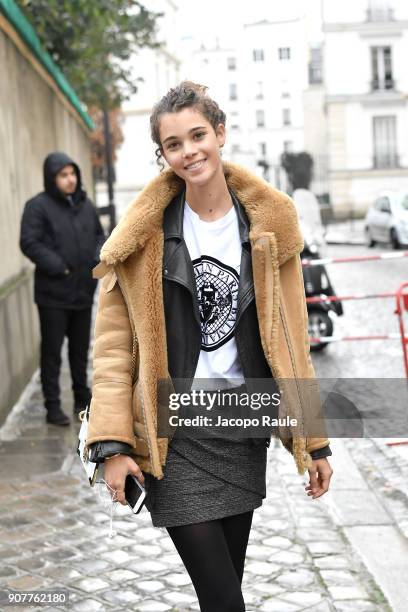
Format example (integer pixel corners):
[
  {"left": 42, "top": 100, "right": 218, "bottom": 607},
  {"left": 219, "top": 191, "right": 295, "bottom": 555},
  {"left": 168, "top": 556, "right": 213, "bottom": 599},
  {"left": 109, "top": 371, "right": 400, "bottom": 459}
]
[
  {"left": 371, "top": 46, "right": 394, "bottom": 90},
  {"left": 229, "top": 83, "right": 238, "bottom": 101},
  {"left": 309, "top": 47, "right": 323, "bottom": 84},
  {"left": 227, "top": 57, "right": 236, "bottom": 70},
  {"left": 259, "top": 142, "right": 267, "bottom": 156},
  {"left": 374, "top": 196, "right": 391, "bottom": 212},
  {"left": 379, "top": 197, "right": 391, "bottom": 212},
  {"left": 400, "top": 195, "right": 408, "bottom": 210},
  {"left": 283, "top": 140, "right": 293, "bottom": 153},
  {"left": 367, "top": 0, "right": 393, "bottom": 21},
  {"left": 253, "top": 49, "right": 264, "bottom": 62},
  {"left": 279, "top": 47, "right": 291, "bottom": 60},
  {"left": 256, "top": 110, "right": 265, "bottom": 127},
  {"left": 373, "top": 116, "right": 398, "bottom": 168},
  {"left": 231, "top": 111, "right": 239, "bottom": 129},
  {"left": 283, "top": 109, "right": 291, "bottom": 126},
  {"left": 256, "top": 81, "right": 264, "bottom": 99}
]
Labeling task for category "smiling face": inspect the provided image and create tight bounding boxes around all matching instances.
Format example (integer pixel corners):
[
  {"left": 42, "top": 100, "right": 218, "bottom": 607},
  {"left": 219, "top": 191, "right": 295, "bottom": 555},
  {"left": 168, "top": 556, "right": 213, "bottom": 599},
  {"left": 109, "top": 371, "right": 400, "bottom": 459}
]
[{"left": 159, "top": 107, "right": 226, "bottom": 187}]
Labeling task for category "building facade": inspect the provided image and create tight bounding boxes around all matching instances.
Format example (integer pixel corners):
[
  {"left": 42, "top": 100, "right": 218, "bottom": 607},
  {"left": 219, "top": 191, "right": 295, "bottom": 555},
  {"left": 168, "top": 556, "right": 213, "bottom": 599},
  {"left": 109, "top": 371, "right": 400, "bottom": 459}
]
[
  {"left": 181, "top": 17, "right": 310, "bottom": 190},
  {"left": 303, "top": 44, "right": 330, "bottom": 203},
  {"left": 240, "top": 18, "right": 309, "bottom": 186},
  {"left": 322, "top": 0, "right": 408, "bottom": 216},
  {"left": 104, "top": 0, "right": 180, "bottom": 218}
]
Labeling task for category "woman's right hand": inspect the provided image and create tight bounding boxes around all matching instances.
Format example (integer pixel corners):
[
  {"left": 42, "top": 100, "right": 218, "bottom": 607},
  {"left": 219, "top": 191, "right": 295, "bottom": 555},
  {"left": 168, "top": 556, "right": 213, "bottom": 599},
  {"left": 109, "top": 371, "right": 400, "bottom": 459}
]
[{"left": 104, "top": 455, "right": 145, "bottom": 505}]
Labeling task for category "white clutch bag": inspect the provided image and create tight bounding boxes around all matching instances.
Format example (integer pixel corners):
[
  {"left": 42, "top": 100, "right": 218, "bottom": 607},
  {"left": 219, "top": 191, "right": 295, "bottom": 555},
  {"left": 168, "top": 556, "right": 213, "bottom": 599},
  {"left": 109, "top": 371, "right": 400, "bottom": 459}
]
[{"left": 77, "top": 405, "right": 103, "bottom": 486}]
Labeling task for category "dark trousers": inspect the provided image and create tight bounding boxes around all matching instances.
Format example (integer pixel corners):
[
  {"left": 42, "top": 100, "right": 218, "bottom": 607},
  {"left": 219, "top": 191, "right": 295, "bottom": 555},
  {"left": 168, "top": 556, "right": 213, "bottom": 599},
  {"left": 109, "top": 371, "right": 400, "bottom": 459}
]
[{"left": 37, "top": 306, "right": 92, "bottom": 411}]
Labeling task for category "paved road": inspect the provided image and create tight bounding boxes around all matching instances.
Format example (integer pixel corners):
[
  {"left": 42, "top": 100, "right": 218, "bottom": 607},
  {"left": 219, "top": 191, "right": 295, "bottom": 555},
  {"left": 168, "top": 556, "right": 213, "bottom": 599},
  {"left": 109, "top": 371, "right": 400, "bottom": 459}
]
[
  {"left": 311, "top": 242, "right": 408, "bottom": 445},
  {"left": 312, "top": 243, "right": 407, "bottom": 379},
  {"left": 0, "top": 239, "right": 407, "bottom": 611}
]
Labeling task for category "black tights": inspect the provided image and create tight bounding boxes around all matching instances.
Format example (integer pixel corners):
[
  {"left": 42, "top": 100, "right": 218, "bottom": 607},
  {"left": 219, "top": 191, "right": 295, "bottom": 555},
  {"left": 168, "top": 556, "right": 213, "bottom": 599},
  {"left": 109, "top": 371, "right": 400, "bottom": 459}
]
[{"left": 167, "top": 510, "right": 253, "bottom": 612}]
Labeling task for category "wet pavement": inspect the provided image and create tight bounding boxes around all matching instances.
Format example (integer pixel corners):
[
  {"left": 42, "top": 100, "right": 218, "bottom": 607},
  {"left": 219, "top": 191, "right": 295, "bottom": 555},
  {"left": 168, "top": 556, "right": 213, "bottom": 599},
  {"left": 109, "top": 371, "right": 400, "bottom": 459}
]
[{"left": 1, "top": 362, "right": 408, "bottom": 611}]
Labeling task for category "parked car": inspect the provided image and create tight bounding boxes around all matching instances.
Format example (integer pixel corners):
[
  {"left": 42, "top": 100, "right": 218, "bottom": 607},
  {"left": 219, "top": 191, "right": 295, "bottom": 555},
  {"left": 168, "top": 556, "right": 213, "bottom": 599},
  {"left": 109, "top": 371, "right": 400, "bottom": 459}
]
[{"left": 364, "top": 192, "right": 408, "bottom": 248}]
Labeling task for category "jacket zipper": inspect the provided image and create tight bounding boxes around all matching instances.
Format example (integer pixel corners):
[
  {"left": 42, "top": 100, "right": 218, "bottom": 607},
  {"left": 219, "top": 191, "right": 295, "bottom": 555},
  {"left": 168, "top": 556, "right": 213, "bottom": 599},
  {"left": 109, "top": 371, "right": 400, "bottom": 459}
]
[{"left": 114, "top": 265, "right": 161, "bottom": 476}]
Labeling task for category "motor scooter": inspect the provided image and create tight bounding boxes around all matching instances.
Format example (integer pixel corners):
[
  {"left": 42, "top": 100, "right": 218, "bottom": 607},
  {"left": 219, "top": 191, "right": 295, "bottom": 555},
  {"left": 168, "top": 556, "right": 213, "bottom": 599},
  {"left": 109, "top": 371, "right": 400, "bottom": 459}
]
[{"left": 301, "top": 241, "right": 343, "bottom": 351}]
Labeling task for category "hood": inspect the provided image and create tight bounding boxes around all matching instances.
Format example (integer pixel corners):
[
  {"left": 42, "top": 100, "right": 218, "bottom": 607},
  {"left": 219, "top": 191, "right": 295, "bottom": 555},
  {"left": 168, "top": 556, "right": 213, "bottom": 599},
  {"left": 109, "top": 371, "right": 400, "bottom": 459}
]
[
  {"left": 393, "top": 204, "right": 408, "bottom": 221},
  {"left": 100, "top": 162, "right": 304, "bottom": 268},
  {"left": 43, "top": 151, "right": 85, "bottom": 202}
]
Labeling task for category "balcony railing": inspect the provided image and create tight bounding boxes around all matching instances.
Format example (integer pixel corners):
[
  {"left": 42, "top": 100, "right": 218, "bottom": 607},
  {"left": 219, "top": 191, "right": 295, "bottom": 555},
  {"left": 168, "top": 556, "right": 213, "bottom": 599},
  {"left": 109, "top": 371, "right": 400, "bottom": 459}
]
[
  {"left": 373, "top": 153, "right": 399, "bottom": 169},
  {"left": 371, "top": 77, "right": 395, "bottom": 91}
]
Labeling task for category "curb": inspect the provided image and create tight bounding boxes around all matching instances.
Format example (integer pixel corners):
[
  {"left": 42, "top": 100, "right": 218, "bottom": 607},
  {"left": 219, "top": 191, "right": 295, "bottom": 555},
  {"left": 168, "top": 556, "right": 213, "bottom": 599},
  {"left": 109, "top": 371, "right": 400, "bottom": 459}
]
[{"left": 326, "top": 239, "right": 366, "bottom": 246}]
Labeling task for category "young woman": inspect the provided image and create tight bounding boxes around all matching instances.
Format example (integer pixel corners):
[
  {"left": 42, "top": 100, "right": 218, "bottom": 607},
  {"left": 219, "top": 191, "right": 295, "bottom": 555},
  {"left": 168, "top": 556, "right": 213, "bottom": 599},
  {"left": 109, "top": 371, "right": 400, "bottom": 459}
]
[{"left": 87, "top": 82, "right": 333, "bottom": 612}]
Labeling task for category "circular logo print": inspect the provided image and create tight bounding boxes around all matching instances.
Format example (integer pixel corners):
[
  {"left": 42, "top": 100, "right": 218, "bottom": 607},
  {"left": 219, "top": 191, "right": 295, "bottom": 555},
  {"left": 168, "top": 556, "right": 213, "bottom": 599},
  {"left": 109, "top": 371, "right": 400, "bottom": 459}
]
[{"left": 193, "top": 255, "right": 239, "bottom": 351}]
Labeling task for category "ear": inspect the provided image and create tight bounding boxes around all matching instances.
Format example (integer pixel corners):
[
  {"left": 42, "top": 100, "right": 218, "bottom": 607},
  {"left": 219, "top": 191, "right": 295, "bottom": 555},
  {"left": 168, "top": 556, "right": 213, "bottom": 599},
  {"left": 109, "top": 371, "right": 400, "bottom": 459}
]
[
  {"left": 215, "top": 123, "right": 226, "bottom": 148},
  {"left": 159, "top": 147, "right": 168, "bottom": 166}
]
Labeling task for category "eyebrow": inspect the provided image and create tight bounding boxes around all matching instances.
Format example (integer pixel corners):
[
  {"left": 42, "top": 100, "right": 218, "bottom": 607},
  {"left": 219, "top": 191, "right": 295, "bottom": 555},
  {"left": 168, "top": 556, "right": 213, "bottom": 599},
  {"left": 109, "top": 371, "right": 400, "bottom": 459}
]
[{"left": 162, "top": 126, "right": 207, "bottom": 145}]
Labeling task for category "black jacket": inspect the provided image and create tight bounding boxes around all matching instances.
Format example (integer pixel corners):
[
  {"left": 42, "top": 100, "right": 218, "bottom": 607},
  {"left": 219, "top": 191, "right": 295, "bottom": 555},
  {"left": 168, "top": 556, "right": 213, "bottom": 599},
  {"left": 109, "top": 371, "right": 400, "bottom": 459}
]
[
  {"left": 20, "top": 152, "right": 105, "bottom": 309},
  {"left": 90, "top": 192, "right": 331, "bottom": 462},
  {"left": 162, "top": 191, "right": 274, "bottom": 384}
]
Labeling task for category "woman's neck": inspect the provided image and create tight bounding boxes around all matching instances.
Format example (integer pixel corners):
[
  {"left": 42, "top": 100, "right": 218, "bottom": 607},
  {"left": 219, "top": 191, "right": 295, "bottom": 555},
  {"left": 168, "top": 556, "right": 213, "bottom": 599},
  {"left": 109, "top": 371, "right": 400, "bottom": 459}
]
[{"left": 185, "top": 166, "right": 232, "bottom": 222}]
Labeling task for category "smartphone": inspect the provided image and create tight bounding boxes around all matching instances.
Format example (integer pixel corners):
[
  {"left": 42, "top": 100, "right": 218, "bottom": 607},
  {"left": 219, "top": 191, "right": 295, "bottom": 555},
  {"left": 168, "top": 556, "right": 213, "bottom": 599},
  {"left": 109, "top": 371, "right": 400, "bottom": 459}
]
[{"left": 124, "top": 474, "right": 146, "bottom": 514}]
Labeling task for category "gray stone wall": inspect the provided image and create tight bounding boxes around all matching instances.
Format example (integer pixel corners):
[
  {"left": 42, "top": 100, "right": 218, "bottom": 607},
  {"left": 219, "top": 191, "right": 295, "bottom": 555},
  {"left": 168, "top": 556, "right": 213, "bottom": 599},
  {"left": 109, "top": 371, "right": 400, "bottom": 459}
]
[
  {"left": 0, "top": 26, "right": 93, "bottom": 424},
  {"left": 0, "top": 273, "right": 39, "bottom": 424}
]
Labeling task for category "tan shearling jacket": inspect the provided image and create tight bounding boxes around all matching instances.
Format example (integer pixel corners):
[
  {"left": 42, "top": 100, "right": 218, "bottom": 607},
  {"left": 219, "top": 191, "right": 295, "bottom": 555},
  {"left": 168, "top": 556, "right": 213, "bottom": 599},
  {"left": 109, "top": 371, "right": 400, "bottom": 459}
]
[{"left": 87, "top": 162, "right": 330, "bottom": 479}]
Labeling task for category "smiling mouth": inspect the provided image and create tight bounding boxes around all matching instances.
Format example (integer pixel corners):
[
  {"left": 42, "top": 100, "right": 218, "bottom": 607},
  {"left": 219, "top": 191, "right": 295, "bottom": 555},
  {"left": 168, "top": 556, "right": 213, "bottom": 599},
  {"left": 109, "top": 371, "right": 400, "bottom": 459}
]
[{"left": 185, "top": 159, "right": 206, "bottom": 170}]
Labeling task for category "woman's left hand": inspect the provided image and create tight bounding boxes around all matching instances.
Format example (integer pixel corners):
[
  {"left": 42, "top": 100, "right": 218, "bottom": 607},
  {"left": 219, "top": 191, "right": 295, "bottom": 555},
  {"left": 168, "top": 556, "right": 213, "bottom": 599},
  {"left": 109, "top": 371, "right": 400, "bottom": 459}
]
[{"left": 305, "top": 458, "right": 333, "bottom": 499}]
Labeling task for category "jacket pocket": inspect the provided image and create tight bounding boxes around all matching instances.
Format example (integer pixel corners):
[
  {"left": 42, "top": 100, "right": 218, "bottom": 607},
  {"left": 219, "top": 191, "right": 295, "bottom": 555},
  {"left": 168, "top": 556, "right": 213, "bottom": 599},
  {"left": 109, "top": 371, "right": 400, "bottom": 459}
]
[
  {"left": 132, "top": 379, "right": 144, "bottom": 423},
  {"left": 131, "top": 380, "right": 149, "bottom": 457}
]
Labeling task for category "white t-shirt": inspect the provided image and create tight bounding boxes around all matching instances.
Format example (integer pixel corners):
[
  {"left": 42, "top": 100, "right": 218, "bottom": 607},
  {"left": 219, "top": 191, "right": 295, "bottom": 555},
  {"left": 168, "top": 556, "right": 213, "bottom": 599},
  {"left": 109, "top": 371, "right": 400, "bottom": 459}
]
[{"left": 183, "top": 201, "right": 245, "bottom": 388}]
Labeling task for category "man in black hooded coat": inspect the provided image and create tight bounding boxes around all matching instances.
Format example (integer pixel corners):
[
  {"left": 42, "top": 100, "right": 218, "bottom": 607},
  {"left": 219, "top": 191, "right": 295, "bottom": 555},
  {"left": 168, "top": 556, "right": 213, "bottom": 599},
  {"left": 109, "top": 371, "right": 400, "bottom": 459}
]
[{"left": 20, "top": 152, "right": 105, "bottom": 425}]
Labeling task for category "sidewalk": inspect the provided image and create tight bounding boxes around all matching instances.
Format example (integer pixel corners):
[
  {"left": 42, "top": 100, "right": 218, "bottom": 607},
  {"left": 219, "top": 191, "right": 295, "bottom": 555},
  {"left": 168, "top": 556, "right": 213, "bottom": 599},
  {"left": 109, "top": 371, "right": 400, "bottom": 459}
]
[{"left": 1, "top": 358, "right": 407, "bottom": 611}]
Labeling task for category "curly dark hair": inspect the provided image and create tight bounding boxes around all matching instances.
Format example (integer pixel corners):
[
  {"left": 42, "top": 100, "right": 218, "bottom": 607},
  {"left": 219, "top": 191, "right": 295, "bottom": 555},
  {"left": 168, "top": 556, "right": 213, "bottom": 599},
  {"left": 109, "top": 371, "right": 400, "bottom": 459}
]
[{"left": 150, "top": 81, "right": 226, "bottom": 170}]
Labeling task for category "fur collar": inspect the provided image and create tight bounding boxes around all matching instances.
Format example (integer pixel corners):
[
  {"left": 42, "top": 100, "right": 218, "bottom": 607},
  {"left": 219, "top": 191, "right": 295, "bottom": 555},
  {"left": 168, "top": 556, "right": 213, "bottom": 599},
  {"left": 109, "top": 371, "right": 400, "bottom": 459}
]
[{"left": 100, "top": 162, "right": 303, "bottom": 267}]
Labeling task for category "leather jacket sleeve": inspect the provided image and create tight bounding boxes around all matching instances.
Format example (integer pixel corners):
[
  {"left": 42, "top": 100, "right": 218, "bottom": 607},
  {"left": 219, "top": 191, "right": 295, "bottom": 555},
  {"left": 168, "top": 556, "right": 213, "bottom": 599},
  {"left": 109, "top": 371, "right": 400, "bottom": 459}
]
[
  {"left": 310, "top": 444, "right": 332, "bottom": 460},
  {"left": 89, "top": 440, "right": 133, "bottom": 463}
]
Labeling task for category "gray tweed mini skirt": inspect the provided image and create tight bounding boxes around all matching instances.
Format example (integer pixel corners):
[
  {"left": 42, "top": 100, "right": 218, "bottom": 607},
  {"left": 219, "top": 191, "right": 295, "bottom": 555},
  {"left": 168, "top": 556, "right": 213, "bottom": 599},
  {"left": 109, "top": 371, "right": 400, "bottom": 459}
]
[{"left": 143, "top": 386, "right": 269, "bottom": 528}]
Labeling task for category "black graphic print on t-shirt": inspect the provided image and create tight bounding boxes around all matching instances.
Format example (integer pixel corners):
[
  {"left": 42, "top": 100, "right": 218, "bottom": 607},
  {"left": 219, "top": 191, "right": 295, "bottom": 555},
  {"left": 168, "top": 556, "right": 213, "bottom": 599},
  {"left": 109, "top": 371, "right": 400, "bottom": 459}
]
[{"left": 192, "top": 255, "right": 239, "bottom": 351}]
